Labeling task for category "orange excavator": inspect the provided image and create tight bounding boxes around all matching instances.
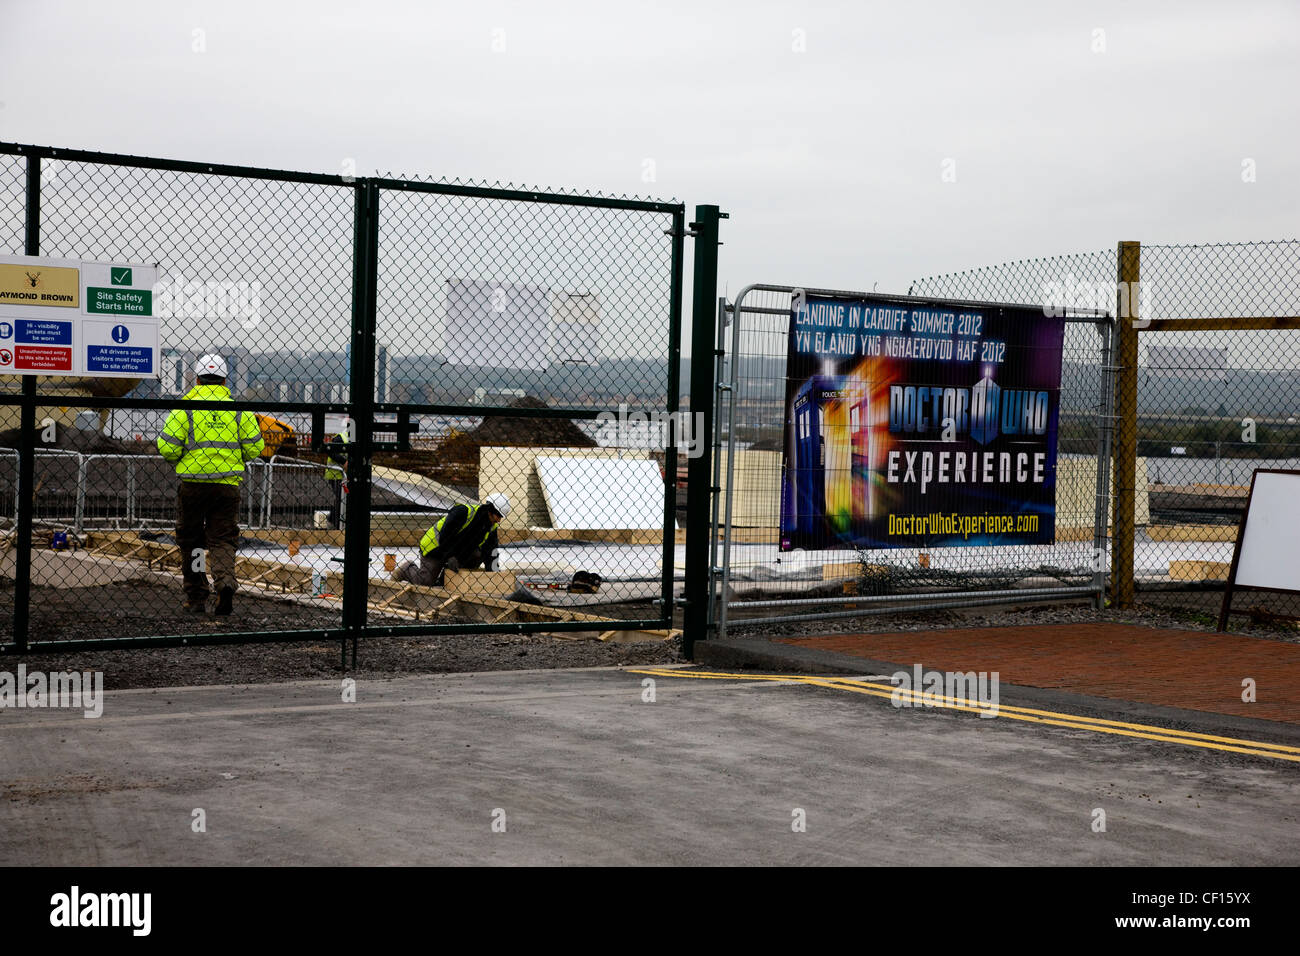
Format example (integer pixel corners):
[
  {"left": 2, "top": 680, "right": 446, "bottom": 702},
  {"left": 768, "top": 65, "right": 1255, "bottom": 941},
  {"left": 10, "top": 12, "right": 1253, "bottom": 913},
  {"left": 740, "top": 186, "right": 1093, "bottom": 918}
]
[{"left": 254, "top": 415, "right": 296, "bottom": 458}]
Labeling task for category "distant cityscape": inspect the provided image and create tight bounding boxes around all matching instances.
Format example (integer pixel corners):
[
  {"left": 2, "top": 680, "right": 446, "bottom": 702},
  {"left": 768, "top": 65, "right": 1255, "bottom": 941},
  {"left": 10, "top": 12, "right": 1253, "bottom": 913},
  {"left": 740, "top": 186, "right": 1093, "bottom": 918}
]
[{"left": 124, "top": 350, "right": 1298, "bottom": 422}]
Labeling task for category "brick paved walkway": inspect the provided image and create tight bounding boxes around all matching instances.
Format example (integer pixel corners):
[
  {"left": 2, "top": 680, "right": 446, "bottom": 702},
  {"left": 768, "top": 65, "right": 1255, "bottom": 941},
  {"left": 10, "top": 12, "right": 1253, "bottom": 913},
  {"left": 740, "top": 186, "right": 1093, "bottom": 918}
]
[{"left": 781, "top": 623, "right": 1300, "bottom": 723}]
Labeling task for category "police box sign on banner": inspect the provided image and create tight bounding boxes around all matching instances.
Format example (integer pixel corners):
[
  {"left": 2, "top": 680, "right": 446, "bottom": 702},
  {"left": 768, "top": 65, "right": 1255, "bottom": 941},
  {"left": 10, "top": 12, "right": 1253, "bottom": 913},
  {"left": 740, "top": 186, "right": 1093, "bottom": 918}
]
[
  {"left": 780, "top": 292, "right": 1066, "bottom": 550},
  {"left": 0, "top": 255, "right": 159, "bottom": 378}
]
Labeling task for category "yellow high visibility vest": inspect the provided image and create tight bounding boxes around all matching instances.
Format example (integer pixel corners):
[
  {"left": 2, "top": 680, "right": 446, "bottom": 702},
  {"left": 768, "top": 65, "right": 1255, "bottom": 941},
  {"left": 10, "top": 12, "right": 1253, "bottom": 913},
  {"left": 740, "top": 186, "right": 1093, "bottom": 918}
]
[
  {"left": 420, "top": 504, "right": 494, "bottom": 556},
  {"left": 156, "top": 384, "right": 265, "bottom": 484},
  {"left": 325, "top": 431, "right": 347, "bottom": 481}
]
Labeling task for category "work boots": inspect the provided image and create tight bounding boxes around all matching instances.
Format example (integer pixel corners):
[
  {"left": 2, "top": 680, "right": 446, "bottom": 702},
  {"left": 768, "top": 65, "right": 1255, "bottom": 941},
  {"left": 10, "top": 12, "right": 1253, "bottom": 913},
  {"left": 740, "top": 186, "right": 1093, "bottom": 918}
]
[{"left": 214, "top": 587, "right": 234, "bottom": 616}]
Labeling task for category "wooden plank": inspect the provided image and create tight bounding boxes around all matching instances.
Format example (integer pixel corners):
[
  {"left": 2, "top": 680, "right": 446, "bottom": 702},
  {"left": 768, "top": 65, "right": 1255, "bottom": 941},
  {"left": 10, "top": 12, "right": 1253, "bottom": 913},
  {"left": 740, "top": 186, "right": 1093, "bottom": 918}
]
[
  {"left": 1169, "top": 560, "right": 1230, "bottom": 581},
  {"left": 375, "top": 585, "right": 419, "bottom": 611},
  {"left": 83, "top": 535, "right": 674, "bottom": 639},
  {"left": 1148, "top": 524, "right": 1239, "bottom": 542},
  {"left": 1151, "top": 483, "right": 1248, "bottom": 499},
  {"left": 443, "top": 569, "right": 519, "bottom": 596}
]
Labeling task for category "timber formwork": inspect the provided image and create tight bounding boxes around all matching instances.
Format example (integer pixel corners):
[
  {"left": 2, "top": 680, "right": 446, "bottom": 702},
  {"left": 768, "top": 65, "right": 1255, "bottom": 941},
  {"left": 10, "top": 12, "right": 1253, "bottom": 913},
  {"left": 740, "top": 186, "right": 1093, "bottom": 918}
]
[{"left": 82, "top": 532, "right": 677, "bottom": 643}]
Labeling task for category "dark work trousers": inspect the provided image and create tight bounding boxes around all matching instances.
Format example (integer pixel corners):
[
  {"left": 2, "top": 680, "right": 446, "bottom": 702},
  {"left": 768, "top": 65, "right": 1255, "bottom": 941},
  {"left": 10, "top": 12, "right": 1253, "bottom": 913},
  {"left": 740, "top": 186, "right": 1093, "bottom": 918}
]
[
  {"left": 400, "top": 547, "right": 484, "bottom": 586},
  {"left": 176, "top": 481, "right": 242, "bottom": 603},
  {"left": 327, "top": 478, "right": 344, "bottom": 529}
]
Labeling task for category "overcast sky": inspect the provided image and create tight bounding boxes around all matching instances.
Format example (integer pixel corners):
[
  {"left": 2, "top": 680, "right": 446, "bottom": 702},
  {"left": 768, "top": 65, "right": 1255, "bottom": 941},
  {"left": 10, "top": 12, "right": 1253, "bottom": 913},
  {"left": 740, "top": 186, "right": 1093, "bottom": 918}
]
[{"left": 3, "top": 0, "right": 1298, "bottom": 344}]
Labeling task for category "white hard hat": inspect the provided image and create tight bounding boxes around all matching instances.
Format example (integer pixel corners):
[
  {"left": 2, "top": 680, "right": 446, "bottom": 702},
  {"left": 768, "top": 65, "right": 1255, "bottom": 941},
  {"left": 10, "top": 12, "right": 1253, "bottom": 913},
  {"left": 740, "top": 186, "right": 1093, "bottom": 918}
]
[
  {"left": 484, "top": 492, "right": 511, "bottom": 518},
  {"left": 195, "top": 354, "right": 228, "bottom": 378}
]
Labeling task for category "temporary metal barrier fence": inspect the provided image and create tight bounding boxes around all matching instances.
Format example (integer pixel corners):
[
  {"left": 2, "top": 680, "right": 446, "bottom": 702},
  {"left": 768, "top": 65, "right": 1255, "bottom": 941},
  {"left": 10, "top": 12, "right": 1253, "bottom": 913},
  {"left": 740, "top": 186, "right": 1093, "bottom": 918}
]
[{"left": 710, "top": 284, "right": 1113, "bottom": 639}]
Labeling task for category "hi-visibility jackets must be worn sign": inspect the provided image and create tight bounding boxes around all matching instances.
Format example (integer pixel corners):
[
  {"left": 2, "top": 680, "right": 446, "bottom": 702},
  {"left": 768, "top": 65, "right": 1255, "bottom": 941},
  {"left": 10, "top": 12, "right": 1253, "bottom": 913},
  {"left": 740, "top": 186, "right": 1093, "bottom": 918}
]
[{"left": 0, "top": 255, "right": 159, "bottom": 378}]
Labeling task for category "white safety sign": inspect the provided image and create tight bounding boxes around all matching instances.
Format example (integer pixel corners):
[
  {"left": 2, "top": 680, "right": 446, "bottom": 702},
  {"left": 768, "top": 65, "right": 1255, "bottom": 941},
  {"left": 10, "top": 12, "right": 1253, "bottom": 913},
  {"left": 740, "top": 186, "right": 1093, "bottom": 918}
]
[{"left": 0, "top": 255, "right": 160, "bottom": 378}]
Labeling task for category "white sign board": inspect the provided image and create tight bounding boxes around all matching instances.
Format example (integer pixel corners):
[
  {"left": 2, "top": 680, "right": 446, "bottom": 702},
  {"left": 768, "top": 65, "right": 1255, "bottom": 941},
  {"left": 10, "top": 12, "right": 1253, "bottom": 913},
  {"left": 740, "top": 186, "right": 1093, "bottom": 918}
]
[
  {"left": 0, "top": 255, "right": 159, "bottom": 378},
  {"left": 536, "top": 455, "right": 670, "bottom": 530},
  {"left": 551, "top": 292, "right": 601, "bottom": 364},
  {"left": 1232, "top": 471, "right": 1300, "bottom": 593}
]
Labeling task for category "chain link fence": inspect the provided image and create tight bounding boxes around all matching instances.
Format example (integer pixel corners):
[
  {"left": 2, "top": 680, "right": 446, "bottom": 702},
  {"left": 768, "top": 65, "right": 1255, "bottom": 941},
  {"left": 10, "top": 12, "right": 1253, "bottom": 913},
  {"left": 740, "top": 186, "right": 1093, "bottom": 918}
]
[
  {"left": 711, "top": 283, "right": 1113, "bottom": 634},
  {"left": 912, "top": 241, "right": 1300, "bottom": 627},
  {"left": 0, "top": 144, "right": 687, "bottom": 653}
]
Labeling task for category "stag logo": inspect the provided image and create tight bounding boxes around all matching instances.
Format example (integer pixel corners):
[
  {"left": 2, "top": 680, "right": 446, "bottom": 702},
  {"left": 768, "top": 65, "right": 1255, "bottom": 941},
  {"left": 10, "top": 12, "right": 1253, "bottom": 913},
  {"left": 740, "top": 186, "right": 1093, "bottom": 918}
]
[{"left": 25, "top": 271, "right": 40, "bottom": 288}]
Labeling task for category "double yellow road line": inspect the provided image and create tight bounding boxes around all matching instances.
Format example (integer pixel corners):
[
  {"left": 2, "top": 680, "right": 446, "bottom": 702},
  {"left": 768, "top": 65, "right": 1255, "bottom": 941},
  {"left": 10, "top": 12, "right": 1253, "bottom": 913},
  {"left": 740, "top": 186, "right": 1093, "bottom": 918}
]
[{"left": 628, "top": 667, "right": 1300, "bottom": 764}]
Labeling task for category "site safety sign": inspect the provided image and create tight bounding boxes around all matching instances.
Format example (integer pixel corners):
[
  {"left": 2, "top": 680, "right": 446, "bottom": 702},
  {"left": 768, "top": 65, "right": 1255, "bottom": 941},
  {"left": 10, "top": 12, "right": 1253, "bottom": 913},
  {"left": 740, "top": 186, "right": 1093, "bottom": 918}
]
[{"left": 0, "top": 255, "right": 159, "bottom": 378}]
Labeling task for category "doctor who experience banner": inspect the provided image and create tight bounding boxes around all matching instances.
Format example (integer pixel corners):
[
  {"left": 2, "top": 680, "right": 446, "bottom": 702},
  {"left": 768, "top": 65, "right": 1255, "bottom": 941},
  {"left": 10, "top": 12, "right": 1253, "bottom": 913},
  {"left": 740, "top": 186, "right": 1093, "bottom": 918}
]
[{"left": 780, "top": 294, "right": 1066, "bottom": 550}]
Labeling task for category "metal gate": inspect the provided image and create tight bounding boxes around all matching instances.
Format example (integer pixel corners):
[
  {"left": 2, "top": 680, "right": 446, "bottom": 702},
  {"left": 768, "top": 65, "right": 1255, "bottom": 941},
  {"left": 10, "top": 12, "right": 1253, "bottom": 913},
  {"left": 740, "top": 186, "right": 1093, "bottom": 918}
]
[
  {"left": 709, "top": 284, "right": 1114, "bottom": 639},
  {"left": 0, "top": 143, "right": 688, "bottom": 659}
]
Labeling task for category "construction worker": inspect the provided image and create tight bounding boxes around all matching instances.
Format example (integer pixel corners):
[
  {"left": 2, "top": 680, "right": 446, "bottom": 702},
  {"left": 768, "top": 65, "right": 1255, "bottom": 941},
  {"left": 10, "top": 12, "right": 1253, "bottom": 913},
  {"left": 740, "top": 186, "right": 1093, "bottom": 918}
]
[
  {"left": 157, "top": 354, "right": 265, "bottom": 615},
  {"left": 392, "top": 493, "right": 511, "bottom": 586},
  {"left": 324, "top": 424, "right": 348, "bottom": 529}
]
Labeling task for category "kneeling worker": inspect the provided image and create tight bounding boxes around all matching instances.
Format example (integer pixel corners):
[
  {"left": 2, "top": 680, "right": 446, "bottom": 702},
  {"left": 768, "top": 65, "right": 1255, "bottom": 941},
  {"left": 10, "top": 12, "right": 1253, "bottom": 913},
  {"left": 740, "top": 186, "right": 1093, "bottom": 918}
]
[{"left": 392, "top": 493, "right": 511, "bottom": 586}]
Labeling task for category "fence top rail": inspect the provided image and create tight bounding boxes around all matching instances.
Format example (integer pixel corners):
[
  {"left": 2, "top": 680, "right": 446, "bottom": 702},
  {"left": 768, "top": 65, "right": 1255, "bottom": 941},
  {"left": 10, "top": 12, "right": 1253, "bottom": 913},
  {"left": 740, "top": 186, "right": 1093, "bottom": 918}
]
[
  {"left": 0, "top": 396, "right": 355, "bottom": 412},
  {"left": 729, "top": 283, "right": 1112, "bottom": 321},
  {"left": 2, "top": 141, "right": 353, "bottom": 188},
  {"left": 1, "top": 141, "right": 684, "bottom": 213},
  {"left": 373, "top": 175, "right": 684, "bottom": 214}
]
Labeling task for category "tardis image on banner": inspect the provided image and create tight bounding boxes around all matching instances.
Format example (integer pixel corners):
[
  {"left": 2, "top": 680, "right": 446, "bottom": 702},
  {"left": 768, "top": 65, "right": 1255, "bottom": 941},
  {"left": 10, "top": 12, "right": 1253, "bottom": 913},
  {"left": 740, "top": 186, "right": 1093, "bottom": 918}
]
[
  {"left": 791, "top": 375, "right": 871, "bottom": 541},
  {"left": 779, "top": 294, "right": 1066, "bottom": 551}
]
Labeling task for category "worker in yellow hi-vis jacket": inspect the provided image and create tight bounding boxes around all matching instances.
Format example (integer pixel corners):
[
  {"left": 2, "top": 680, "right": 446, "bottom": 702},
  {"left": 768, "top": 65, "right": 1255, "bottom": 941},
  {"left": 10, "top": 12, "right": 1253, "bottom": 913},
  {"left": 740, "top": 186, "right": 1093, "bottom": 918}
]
[
  {"left": 392, "top": 493, "right": 510, "bottom": 587},
  {"left": 156, "top": 354, "right": 265, "bottom": 615}
]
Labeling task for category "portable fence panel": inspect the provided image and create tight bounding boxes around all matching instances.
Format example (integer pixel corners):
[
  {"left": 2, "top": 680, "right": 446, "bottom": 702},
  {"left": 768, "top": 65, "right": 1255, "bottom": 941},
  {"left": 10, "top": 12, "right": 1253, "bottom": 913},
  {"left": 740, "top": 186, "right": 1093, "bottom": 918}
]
[{"left": 715, "top": 282, "right": 1113, "bottom": 631}]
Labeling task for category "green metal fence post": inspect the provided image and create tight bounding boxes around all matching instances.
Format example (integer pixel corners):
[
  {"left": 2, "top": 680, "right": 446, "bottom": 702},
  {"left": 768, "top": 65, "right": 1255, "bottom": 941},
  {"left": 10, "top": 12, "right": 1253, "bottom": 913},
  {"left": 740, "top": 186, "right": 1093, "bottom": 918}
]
[
  {"left": 661, "top": 208, "right": 686, "bottom": 622},
  {"left": 342, "top": 181, "right": 379, "bottom": 667},
  {"left": 13, "top": 156, "right": 41, "bottom": 651},
  {"left": 683, "top": 205, "right": 724, "bottom": 659}
]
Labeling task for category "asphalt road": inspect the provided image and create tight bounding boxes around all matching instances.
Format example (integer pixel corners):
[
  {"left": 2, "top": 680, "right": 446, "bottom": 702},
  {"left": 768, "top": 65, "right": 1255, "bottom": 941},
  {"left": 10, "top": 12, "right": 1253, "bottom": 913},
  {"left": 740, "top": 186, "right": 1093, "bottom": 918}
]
[{"left": 1, "top": 666, "right": 1297, "bottom": 865}]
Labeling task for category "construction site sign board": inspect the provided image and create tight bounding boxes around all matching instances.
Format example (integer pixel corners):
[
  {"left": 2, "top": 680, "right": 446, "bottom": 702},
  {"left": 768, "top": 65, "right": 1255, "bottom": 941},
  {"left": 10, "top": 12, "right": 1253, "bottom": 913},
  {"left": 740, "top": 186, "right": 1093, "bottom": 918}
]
[
  {"left": 779, "top": 292, "right": 1066, "bottom": 551},
  {"left": 0, "top": 255, "right": 159, "bottom": 378}
]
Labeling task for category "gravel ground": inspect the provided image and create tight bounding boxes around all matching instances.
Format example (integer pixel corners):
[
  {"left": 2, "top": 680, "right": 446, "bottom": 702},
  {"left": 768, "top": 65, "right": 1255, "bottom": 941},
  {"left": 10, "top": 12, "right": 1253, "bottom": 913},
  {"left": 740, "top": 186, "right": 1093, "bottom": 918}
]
[
  {"left": 4, "top": 578, "right": 1294, "bottom": 691},
  {"left": 0, "top": 580, "right": 683, "bottom": 689}
]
